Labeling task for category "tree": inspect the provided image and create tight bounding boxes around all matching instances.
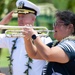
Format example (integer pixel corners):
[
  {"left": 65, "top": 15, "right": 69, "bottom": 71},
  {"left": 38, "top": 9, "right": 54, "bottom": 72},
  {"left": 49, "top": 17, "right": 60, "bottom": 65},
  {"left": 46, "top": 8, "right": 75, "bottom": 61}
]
[
  {"left": 51, "top": 0, "right": 69, "bottom": 11},
  {"left": 0, "top": 0, "right": 5, "bottom": 18},
  {"left": 30, "top": 0, "right": 51, "bottom": 3},
  {"left": 68, "top": 0, "right": 75, "bottom": 13},
  {"left": 7, "top": 0, "right": 16, "bottom": 13}
]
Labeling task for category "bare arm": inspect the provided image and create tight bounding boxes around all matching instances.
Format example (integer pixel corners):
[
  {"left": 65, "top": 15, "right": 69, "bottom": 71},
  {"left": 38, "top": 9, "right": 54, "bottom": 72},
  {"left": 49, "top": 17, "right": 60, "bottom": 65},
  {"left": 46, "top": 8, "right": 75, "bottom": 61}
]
[
  {"left": 33, "top": 37, "right": 69, "bottom": 63},
  {"left": 0, "top": 11, "right": 13, "bottom": 25},
  {"left": 24, "top": 37, "right": 44, "bottom": 59},
  {"left": 24, "top": 27, "right": 69, "bottom": 63}
]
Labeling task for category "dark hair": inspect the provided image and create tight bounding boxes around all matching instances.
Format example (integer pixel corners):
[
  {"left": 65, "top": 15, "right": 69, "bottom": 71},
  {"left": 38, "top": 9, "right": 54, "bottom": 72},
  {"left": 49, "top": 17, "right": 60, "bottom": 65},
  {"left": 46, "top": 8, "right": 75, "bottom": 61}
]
[{"left": 55, "top": 10, "right": 75, "bottom": 35}]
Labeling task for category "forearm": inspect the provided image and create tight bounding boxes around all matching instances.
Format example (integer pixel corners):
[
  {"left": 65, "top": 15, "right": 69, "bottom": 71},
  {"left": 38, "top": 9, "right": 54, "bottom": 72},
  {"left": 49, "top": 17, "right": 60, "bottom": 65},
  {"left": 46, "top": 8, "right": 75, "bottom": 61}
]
[
  {"left": 23, "top": 27, "right": 50, "bottom": 60},
  {"left": 0, "top": 11, "right": 13, "bottom": 25},
  {"left": 0, "top": 21, "right": 4, "bottom": 25},
  {"left": 0, "top": 18, "right": 9, "bottom": 25},
  {"left": 24, "top": 38, "right": 38, "bottom": 58},
  {"left": 34, "top": 36, "right": 50, "bottom": 60}
]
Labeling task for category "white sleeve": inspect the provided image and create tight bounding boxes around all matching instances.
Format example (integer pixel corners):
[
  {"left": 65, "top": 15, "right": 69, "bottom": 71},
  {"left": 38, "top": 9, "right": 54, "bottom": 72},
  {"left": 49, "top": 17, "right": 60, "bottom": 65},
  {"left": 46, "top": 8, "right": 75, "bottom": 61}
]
[
  {"left": 0, "top": 34, "right": 8, "bottom": 48},
  {"left": 41, "top": 37, "right": 52, "bottom": 44}
]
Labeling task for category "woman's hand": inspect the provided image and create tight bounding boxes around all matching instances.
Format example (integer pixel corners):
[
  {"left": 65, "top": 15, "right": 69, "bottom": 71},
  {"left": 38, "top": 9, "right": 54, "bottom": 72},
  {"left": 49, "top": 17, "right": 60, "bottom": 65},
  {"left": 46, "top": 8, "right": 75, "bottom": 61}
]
[{"left": 23, "top": 26, "right": 38, "bottom": 39}]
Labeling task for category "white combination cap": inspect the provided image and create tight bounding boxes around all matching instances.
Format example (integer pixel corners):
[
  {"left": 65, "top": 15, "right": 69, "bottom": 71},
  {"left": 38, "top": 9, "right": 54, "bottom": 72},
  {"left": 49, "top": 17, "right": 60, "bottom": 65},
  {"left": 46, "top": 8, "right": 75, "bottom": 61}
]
[{"left": 16, "top": 0, "right": 40, "bottom": 16}]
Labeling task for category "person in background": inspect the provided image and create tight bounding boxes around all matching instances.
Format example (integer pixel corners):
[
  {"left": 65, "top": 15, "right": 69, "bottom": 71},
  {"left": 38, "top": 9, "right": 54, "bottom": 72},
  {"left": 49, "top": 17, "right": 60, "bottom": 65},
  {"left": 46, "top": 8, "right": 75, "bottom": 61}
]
[
  {"left": 0, "top": 0, "right": 52, "bottom": 75},
  {"left": 24, "top": 10, "right": 75, "bottom": 75}
]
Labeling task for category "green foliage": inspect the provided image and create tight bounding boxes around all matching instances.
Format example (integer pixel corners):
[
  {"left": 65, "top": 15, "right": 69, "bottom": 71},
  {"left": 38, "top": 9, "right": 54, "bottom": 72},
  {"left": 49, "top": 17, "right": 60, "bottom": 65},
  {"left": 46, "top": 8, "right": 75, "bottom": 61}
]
[
  {"left": 51, "top": 0, "right": 75, "bottom": 13},
  {"left": 35, "top": 15, "right": 54, "bottom": 39},
  {"left": 30, "top": 0, "right": 51, "bottom": 3},
  {"left": 0, "top": 0, "right": 5, "bottom": 17},
  {"left": 8, "top": 18, "right": 18, "bottom": 26},
  {"left": 0, "top": 48, "right": 9, "bottom": 67},
  {"left": 7, "top": 0, "right": 16, "bottom": 12},
  {"left": 68, "top": 0, "right": 75, "bottom": 13},
  {"left": 51, "top": 0, "right": 69, "bottom": 10}
]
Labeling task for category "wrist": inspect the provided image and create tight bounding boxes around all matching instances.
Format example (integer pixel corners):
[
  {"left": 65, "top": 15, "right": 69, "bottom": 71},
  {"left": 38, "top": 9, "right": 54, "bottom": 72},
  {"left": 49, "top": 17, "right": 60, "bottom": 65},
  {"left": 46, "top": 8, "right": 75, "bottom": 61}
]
[
  {"left": 0, "top": 21, "right": 7, "bottom": 25},
  {"left": 24, "top": 37, "right": 30, "bottom": 41}
]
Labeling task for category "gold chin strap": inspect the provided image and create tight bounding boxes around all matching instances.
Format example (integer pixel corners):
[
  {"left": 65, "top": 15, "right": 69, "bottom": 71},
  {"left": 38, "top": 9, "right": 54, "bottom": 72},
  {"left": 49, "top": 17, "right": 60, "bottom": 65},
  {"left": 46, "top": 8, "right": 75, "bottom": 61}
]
[{"left": 14, "top": 9, "right": 35, "bottom": 14}]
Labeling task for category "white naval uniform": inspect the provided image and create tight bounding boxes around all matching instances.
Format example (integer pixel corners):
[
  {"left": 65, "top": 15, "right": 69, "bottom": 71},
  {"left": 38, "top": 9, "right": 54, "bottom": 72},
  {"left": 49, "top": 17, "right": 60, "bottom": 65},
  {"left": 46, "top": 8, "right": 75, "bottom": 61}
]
[{"left": 0, "top": 34, "right": 52, "bottom": 75}]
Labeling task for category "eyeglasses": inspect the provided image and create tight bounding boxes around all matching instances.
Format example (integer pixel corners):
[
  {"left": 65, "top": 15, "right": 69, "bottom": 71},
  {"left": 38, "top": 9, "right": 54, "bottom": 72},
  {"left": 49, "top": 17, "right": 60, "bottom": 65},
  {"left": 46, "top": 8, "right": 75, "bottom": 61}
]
[{"left": 53, "top": 21, "right": 65, "bottom": 27}]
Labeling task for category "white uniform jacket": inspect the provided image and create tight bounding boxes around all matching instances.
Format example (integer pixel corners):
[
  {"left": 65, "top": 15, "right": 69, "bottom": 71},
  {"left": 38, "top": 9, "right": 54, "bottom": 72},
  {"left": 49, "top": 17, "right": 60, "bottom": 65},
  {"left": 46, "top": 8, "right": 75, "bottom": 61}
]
[{"left": 0, "top": 34, "right": 52, "bottom": 75}]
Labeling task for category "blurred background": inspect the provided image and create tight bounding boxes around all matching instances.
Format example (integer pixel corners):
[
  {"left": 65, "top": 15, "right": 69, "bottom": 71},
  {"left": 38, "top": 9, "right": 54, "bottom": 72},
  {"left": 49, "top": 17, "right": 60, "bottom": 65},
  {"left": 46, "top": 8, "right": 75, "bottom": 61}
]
[{"left": 0, "top": 0, "right": 75, "bottom": 74}]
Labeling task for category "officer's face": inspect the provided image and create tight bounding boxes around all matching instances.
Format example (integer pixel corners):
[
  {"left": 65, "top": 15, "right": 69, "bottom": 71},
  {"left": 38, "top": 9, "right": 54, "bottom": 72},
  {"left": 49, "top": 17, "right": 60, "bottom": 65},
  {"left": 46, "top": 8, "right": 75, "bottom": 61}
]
[{"left": 18, "top": 13, "right": 35, "bottom": 26}]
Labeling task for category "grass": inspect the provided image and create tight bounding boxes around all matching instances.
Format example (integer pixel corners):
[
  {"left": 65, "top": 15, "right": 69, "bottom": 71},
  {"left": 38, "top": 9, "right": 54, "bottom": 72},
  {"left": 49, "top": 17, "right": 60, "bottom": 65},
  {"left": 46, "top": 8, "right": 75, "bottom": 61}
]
[
  {"left": 0, "top": 18, "right": 17, "bottom": 67},
  {"left": 0, "top": 48, "right": 9, "bottom": 67}
]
